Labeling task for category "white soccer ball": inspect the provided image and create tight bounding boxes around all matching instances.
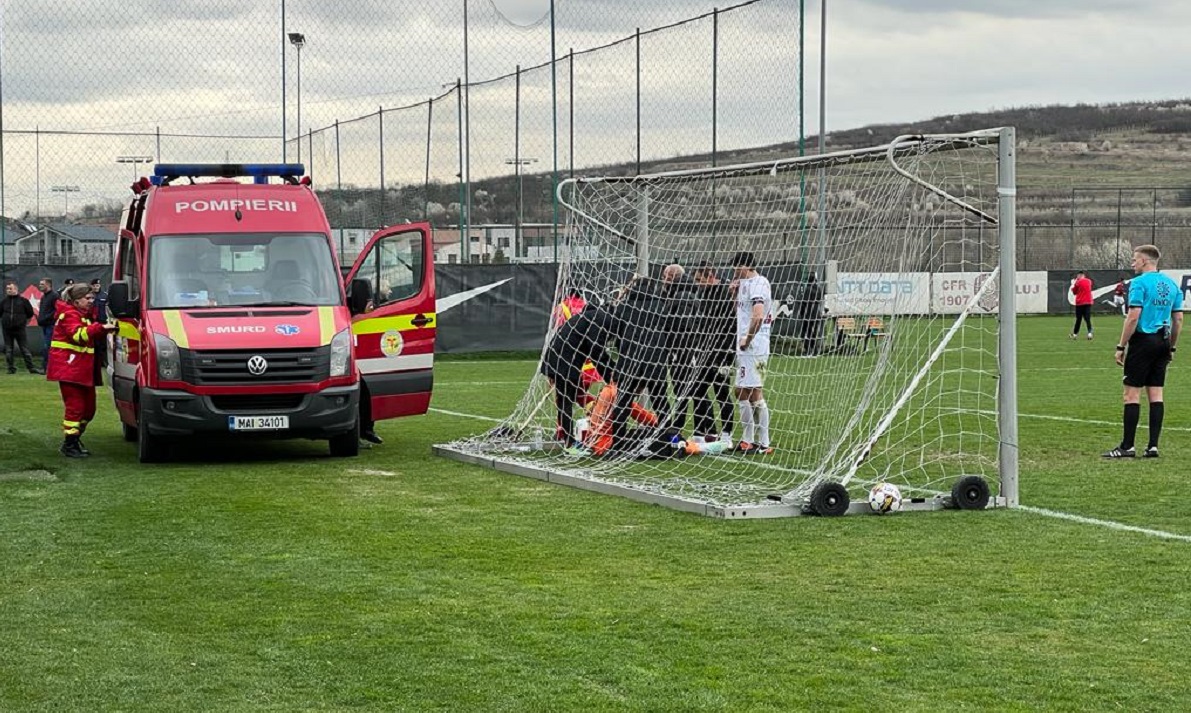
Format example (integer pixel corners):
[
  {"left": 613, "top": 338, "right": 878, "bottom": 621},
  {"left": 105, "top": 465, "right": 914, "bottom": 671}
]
[{"left": 868, "top": 482, "right": 903, "bottom": 514}]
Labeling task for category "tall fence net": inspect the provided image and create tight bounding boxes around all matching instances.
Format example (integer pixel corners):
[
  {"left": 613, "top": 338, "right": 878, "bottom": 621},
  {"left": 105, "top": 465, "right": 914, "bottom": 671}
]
[{"left": 0, "top": 0, "right": 803, "bottom": 269}]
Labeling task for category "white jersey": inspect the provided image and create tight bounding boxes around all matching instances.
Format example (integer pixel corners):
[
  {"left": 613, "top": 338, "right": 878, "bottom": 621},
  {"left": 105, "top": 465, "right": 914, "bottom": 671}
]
[{"left": 735, "top": 274, "right": 774, "bottom": 354}]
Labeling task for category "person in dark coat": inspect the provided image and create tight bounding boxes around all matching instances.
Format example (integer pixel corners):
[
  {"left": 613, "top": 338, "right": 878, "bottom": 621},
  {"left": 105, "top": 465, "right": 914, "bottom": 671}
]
[
  {"left": 36, "top": 277, "right": 59, "bottom": 370},
  {"left": 46, "top": 284, "right": 116, "bottom": 458},
  {"left": 797, "top": 273, "right": 825, "bottom": 356},
  {"left": 2, "top": 281, "right": 42, "bottom": 374},
  {"left": 541, "top": 303, "right": 624, "bottom": 447}
]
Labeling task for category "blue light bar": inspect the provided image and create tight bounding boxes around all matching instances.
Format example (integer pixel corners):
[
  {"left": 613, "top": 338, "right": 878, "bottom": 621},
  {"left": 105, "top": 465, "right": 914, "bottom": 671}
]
[{"left": 154, "top": 163, "right": 305, "bottom": 179}]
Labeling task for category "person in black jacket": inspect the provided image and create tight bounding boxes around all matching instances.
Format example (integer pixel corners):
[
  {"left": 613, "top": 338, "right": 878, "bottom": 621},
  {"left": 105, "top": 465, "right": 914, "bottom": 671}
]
[
  {"left": 797, "top": 273, "right": 825, "bottom": 356},
  {"left": 2, "top": 281, "right": 42, "bottom": 374},
  {"left": 36, "top": 277, "right": 59, "bottom": 370},
  {"left": 541, "top": 303, "right": 624, "bottom": 447},
  {"left": 689, "top": 262, "right": 735, "bottom": 442}
]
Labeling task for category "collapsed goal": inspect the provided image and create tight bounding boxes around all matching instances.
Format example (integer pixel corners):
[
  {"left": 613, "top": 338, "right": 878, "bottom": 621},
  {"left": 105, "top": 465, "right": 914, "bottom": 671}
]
[{"left": 436, "top": 127, "right": 1018, "bottom": 518}]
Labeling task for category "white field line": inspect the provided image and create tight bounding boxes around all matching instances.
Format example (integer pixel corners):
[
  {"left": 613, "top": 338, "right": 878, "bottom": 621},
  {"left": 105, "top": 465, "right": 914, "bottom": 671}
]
[
  {"left": 429, "top": 407, "right": 503, "bottom": 423},
  {"left": 435, "top": 381, "right": 526, "bottom": 386},
  {"left": 1017, "top": 506, "right": 1191, "bottom": 543},
  {"left": 431, "top": 405, "right": 1191, "bottom": 543},
  {"left": 981, "top": 410, "right": 1191, "bottom": 433}
]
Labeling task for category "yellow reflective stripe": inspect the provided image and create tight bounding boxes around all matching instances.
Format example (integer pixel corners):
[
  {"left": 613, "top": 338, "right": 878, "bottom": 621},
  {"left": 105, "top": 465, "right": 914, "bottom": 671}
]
[
  {"left": 162, "top": 310, "right": 189, "bottom": 349},
  {"left": 51, "top": 341, "right": 95, "bottom": 354},
  {"left": 117, "top": 321, "right": 141, "bottom": 340},
  {"left": 352, "top": 312, "right": 436, "bottom": 336},
  {"left": 63, "top": 420, "right": 81, "bottom": 427},
  {"left": 560, "top": 303, "right": 572, "bottom": 320},
  {"left": 318, "top": 306, "right": 336, "bottom": 345},
  {"left": 72, "top": 326, "right": 90, "bottom": 343}
]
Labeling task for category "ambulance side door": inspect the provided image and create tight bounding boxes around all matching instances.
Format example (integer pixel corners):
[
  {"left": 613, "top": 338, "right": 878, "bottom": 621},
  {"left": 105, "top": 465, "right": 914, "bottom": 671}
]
[
  {"left": 346, "top": 224, "right": 436, "bottom": 421},
  {"left": 109, "top": 229, "right": 144, "bottom": 417}
]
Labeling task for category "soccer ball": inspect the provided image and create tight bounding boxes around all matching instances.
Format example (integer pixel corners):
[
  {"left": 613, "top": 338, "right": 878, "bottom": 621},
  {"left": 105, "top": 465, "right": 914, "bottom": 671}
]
[{"left": 868, "top": 482, "right": 903, "bottom": 514}]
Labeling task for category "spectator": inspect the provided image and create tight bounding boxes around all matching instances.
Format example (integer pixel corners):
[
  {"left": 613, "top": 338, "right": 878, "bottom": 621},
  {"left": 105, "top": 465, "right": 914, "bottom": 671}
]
[
  {"left": 2, "top": 281, "right": 42, "bottom": 374},
  {"left": 1070, "top": 270, "right": 1093, "bottom": 340},
  {"left": 36, "top": 277, "right": 59, "bottom": 370}
]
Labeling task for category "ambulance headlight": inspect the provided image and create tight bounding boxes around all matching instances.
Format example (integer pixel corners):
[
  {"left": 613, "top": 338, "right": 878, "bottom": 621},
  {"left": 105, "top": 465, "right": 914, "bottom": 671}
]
[
  {"left": 329, "top": 328, "right": 351, "bottom": 377},
  {"left": 154, "top": 334, "right": 181, "bottom": 381}
]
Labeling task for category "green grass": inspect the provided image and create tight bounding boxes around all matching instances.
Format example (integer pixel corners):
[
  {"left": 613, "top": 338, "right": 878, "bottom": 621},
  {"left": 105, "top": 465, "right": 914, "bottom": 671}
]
[{"left": 2, "top": 315, "right": 1191, "bottom": 711}]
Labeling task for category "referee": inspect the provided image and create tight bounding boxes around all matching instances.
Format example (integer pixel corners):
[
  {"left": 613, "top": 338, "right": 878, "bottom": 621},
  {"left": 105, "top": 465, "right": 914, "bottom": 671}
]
[{"left": 1103, "top": 244, "right": 1183, "bottom": 458}]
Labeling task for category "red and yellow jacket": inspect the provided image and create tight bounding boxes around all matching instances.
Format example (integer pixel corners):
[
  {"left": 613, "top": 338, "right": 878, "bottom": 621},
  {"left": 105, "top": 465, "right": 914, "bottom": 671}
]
[{"left": 46, "top": 300, "right": 107, "bottom": 386}]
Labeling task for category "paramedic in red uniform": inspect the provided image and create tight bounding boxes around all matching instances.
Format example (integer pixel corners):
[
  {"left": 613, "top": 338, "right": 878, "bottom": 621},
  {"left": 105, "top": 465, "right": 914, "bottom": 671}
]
[
  {"left": 46, "top": 283, "right": 116, "bottom": 458},
  {"left": 1070, "top": 270, "right": 1094, "bottom": 340}
]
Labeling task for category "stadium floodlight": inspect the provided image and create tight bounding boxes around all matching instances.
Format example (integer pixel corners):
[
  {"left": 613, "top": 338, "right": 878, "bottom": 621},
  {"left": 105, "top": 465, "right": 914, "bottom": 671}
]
[
  {"left": 50, "top": 185, "right": 80, "bottom": 217},
  {"left": 116, "top": 155, "right": 155, "bottom": 181},
  {"left": 437, "top": 128, "right": 1019, "bottom": 519}
]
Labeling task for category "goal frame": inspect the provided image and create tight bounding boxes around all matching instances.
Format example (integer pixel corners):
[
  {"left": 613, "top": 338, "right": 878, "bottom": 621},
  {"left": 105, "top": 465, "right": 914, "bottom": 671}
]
[{"left": 435, "top": 127, "right": 1019, "bottom": 518}]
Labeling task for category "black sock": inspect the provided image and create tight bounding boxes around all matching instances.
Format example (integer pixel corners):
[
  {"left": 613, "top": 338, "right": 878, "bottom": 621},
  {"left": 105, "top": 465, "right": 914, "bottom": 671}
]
[
  {"left": 1122, "top": 403, "right": 1141, "bottom": 450},
  {"left": 1149, "top": 401, "right": 1165, "bottom": 449}
]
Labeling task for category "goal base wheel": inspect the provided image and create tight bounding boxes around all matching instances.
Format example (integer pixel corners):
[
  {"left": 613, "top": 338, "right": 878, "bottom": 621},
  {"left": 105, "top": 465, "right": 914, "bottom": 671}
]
[
  {"left": 950, "top": 475, "right": 990, "bottom": 510},
  {"left": 808, "top": 482, "right": 850, "bottom": 517}
]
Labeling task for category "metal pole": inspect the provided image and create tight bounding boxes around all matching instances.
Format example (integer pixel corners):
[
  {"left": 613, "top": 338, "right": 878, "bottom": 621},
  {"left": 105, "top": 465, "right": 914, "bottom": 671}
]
[
  {"left": 334, "top": 120, "right": 342, "bottom": 190},
  {"left": 712, "top": 8, "right": 718, "bottom": 168},
  {"left": 378, "top": 106, "right": 385, "bottom": 225},
  {"left": 816, "top": 0, "right": 827, "bottom": 270},
  {"left": 550, "top": 0, "right": 559, "bottom": 262},
  {"left": 1069, "top": 187, "right": 1076, "bottom": 269},
  {"left": 634, "top": 27, "right": 641, "bottom": 175},
  {"left": 1152, "top": 188, "right": 1158, "bottom": 245},
  {"left": 156, "top": 126, "right": 161, "bottom": 162},
  {"left": 296, "top": 44, "right": 302, "bottom": 162},
  {"left": 574, "top": 48, "right": 578, "bottom": 177},
  {"left": 456, "top": 79, "right": 465, "bottom": 262},
  {"left": 281, "top": 0, "right": 287, "bottom": 162},
  {"left": 35, "top": 125, "right": 40, "bottom": 224},
  {"left": 997, "top": 126, "right": 1019, "bottom": 508},
  {"left": 1116, "top": 188, "right": 1123, "bottom": 270},
  {"left": 424, "top": 98, "right": 433, "bottom": 222},
  {"left": 514, "top": 65, "right": 522, "bottom": 250},
  {"left": 463, "top": 0, "right": 472, "bottom": 262}
]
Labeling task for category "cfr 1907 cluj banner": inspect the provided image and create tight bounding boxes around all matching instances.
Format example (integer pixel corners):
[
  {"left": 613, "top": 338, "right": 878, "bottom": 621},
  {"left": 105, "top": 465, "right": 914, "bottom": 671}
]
[{"left": 931, "top": 271, "right": 1048, "bottom": 314}]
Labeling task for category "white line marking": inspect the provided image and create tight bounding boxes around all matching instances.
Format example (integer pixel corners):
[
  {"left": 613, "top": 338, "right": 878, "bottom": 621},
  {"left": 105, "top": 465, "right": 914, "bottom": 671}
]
[
  {"left": 429, "top": 407, "right": 503, "bottom": 423},
  {"left": 434, "top": 381, "right": 525, "bottom": 386},
  {"left": 1019, "top": 505, "right": 1191, "bottom": 543},
  {"left": 978, "top": 410, "right": 1191, "bottom": 433}
]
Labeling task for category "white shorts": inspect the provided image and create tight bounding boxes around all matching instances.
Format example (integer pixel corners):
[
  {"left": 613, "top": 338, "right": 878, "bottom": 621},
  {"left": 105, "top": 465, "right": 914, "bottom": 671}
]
[{"left": 736, "top": 353, "right": 768, "bottom": 388}]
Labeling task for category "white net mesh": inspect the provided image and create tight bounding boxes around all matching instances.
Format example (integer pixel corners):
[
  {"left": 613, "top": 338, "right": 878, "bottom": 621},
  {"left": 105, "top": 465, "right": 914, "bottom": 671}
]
[{"left": 442, "top": 130, "right": 1009, "bottom": 515}]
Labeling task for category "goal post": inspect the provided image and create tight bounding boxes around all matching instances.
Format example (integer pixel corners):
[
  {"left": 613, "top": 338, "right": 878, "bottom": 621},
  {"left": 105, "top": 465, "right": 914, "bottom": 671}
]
[{"left": 436, "top": 127, "right": 1018, "bottom": 518}]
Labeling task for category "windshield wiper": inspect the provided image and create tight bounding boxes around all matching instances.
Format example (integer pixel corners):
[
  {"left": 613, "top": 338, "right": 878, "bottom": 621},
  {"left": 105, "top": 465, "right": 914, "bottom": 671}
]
[{"left": 249, "top": 301, "right": 309, "bottom": 307}]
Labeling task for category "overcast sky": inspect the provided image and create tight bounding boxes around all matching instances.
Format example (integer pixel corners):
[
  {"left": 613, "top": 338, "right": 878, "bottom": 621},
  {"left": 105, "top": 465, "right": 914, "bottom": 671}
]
[{"left": 0, "top": 0, "right": 1187, "bottom": 217}]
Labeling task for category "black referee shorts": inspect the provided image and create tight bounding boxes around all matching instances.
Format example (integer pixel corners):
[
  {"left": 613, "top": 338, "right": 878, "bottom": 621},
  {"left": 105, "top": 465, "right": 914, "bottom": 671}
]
[{"left": 1123, "top": 332, "right": 1172, "bottom": 388}]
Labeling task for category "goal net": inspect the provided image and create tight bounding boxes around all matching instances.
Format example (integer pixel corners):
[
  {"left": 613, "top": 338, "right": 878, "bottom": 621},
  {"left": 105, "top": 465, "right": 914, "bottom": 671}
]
[{"left": 437, "top": 128, "right": 1017, "bottom": 518}]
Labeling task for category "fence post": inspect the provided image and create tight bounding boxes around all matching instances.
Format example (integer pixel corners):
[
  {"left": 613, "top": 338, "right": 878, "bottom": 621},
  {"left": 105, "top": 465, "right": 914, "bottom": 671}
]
[
  {"left": 712, "top": 8, "right": 719, "bottom": 168},
  {"left": 456, "top": 79, "right": 465, "bottom": 262},
  {"left": 335, "top": 120, "right": 342, "bottom": 190},
  {"left": 1116, "top": 188, "right": 1122, "bottom": 270},
  {"left": 378, "top": 106, "right": 385, "bottom": 226},
  {"left": 1069, "top": 187, "right": 1075, "bottom": 269},
  {"left": 424, "top": 97, "right": 433, "bottom": 222},
  {"left": 514, "top": 64, "right": 522, "bottom": 253},
  {"left": 568, "top": 48, "right": 575, "bottom": 178},
  {"left": 635, "top": 27, "right": 641, "bottom": 176}
]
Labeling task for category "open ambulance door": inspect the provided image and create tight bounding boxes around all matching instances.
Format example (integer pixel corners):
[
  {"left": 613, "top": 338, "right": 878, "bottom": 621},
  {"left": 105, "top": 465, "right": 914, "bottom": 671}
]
[{"left": 345, "top": 223, "right": 436, "bottom": 421}]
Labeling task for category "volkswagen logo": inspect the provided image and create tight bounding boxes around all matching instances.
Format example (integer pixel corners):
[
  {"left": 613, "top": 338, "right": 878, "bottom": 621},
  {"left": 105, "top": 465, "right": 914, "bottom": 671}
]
[{"left": 247, "top": 355, "right": 269, "bottom": 376}]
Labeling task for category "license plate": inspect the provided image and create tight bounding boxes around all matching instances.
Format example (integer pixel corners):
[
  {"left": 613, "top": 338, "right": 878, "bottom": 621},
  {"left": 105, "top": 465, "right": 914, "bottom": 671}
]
[{"left": 228, "top": 415, "right": 290, "bottom": 431}]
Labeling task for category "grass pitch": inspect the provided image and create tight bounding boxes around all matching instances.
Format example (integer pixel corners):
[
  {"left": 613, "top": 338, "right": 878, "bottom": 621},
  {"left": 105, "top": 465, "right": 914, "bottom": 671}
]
[{"left": 2, "top": 315, "right": 1191, "bottom": 711}]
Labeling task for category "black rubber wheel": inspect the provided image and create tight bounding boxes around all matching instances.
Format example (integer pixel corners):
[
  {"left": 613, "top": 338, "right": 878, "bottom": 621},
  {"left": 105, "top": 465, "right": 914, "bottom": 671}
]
[
  {"left": 122, "top": 421, "right": 138, "bottom": 443},
  {"left": 951, "top": 475, "right": 991, "bottom": 510},
  {"left": 809, "top": 482, "right": 850, "bottom": 517},
  {"left": 136, "top": 406, "right": 166, "bottom": 464},
  {"left": 329, "top": 419, "right": 360, "bottom": 458}
]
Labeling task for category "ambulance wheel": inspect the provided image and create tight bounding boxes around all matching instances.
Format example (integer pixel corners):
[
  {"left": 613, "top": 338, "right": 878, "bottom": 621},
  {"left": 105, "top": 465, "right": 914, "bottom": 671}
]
[
  {"left": 122, "top": 422, "right": 138, "bottom": 442},
  {"left": 329, "top": 421, "right": 360, "bottom": 458},
  {"left": 136, "top": 408, "right": 166, "bottom": 463}
]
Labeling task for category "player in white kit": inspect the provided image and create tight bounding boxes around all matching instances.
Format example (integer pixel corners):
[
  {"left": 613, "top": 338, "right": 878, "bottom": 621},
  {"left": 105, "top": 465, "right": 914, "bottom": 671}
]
[{"left": 731, "top": 251, "right": 775, "bottom": 455}]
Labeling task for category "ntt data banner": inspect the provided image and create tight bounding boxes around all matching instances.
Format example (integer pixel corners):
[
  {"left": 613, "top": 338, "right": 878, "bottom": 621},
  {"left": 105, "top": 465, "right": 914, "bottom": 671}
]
[
  {"left": 932, "top": 271, "right": 1049, "bottom": 314},
  {"left": 825, "top": 272, "right": 931, "bottom": 316}
]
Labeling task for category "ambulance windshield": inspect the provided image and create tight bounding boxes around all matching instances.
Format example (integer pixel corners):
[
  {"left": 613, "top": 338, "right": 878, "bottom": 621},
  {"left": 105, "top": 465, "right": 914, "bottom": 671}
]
[{"left": 148, "top": 233, "right": 341, "bottom": 308}]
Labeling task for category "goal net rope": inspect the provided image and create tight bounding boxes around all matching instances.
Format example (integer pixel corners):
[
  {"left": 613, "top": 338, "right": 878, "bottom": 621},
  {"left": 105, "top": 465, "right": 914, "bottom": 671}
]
[{"left": 442, "top": 129, "right": 1008, "bottom": 514}]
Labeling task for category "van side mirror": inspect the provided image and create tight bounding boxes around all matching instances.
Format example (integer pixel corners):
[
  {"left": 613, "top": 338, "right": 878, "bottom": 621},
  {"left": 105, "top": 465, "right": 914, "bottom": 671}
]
[
  {"left": 348, "top": 278, "right": 372, "bottom": 315},
  {"left": 107, "top": 281, "right": 138, "bottom": 318}
]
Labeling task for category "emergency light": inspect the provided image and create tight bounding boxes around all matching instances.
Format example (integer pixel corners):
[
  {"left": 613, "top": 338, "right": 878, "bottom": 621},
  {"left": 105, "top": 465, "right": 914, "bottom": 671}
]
[{"left": 151, "top": 163, "right": 306, "bottom": 186}]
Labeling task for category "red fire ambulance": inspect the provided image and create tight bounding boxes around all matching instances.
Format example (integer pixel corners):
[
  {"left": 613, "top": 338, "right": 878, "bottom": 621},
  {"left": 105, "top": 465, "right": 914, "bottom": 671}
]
[{"left": 106, "top": 164, "right": 436, "bottom": 462}]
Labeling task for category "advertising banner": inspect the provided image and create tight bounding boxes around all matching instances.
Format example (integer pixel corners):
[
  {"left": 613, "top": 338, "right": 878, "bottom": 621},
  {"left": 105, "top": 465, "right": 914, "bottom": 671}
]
[{"left": 931, "top": 271, "right": 1048, "bottom": 314}]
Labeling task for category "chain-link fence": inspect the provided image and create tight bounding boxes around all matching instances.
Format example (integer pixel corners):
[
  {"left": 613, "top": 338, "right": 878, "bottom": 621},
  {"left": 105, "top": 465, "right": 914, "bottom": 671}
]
[{"left": 0, "top": 0, "right": 805, "bottom": 269}]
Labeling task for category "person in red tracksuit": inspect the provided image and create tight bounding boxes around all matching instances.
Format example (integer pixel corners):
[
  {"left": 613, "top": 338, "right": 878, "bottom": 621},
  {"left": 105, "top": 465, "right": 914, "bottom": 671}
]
[
  {"left": 46, "top": 283, "right": 116, "bottom": 458},
  {"left": 1070, "top": 270, "right": 1094, "bottom": 340}
]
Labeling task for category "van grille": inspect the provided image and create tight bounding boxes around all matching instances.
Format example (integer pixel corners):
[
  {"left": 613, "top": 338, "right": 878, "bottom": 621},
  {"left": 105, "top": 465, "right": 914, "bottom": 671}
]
[
  {"left": 180, "top": 347, "right": 329, "bottom": 385},
  {"left": 209, "top": 394, "right": 307, "bottom": 412}
]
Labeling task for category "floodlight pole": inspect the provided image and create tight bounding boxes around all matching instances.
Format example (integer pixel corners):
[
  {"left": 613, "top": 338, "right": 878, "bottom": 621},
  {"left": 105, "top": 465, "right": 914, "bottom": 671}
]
[
  {"left": 997, "top": 126, "right": 1019, "bottom": 508},
  {"left": 51, "top": 185, "right": 79, "bottom": 219},
  {"left": 288, "top": 32, "right": 306, "bottom": 163},
  {"left": 116, "top": 155, "right": 154, "bottom": 181}
]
